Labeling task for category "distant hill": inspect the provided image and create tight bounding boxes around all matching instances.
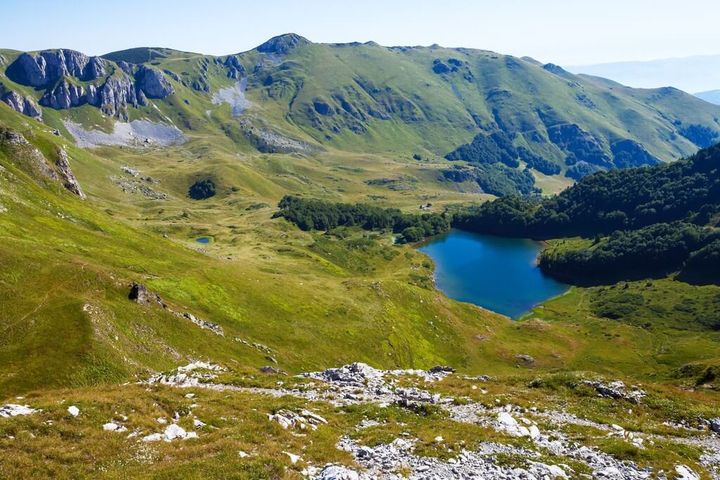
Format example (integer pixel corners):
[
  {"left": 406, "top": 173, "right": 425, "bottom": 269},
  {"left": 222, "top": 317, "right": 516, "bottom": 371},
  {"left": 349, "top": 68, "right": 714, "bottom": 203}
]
[
  {"left": 696, "top": 89, "right": 720, "bottom": 105},
  {"left": 567, "top": 54, "right": 720, "bottom": 93}
]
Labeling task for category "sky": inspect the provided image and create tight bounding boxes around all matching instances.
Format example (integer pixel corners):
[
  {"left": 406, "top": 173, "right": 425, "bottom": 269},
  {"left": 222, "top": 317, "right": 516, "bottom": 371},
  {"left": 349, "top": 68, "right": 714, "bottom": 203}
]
[{"left": 1, "top": 0, "right": 719, "bottom": 66}]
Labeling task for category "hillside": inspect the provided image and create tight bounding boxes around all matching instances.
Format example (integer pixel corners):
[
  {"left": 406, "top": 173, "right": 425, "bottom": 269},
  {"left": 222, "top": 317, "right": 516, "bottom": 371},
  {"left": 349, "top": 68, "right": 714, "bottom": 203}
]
[{"left": 455, "top": 143, "right": 720, "bottom": 285}]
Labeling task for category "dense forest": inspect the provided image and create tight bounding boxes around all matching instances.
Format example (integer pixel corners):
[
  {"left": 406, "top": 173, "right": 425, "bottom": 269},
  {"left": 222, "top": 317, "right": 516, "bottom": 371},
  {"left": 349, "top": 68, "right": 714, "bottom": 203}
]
[
  {"left": 456, "top": 143, "right": 720, "bottom": 285},
  {"left": 274, "top": 195, "right": 450, "bottom": 243}
]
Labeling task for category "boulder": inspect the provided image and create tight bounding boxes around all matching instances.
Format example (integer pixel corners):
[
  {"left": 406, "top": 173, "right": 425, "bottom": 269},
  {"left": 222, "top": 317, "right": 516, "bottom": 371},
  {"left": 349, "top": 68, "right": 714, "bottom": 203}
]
[
  {"left": 515, "top": 354, "right": 536, "bottom": 366},
  {"left": 128, "top": 282, "right": 152, "bottom": 305},
  {"left": 710, "top": 418, "right": 720, "bottom": 434}
]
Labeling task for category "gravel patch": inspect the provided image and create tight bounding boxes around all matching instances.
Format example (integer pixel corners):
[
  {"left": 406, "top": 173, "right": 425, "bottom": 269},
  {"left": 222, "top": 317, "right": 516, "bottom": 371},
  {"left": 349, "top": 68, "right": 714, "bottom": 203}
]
[{"left": 64, "top": 120, "right": 186, "bottom": 148}]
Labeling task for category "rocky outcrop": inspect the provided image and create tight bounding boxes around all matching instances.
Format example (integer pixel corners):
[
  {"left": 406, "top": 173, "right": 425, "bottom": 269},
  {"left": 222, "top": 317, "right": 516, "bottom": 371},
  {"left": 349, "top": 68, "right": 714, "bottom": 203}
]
[
  {"left": 0, "top": 127, "right": 57, "bottom": 180},
  {"left": 134, "top": 65, "right": 174, "bottom": 98},
  {"left": 6, "top": 49, "right": 173, "bottom": 119},
  {"left": 36, "top": 71, "right": 159, "bottom": 120},
  {"left": 223, "top": 55, "right": 246, "bottom": 79},
  {"left": 40, "top": 80, "right": 86, "bottom": 109},
  {"left": 0, "top": 89, "right": 41, "bottom": 118},
  {"left": 7, "top": 49, "right": 105, "bottom": 88},
  {"left": 88, "top": 74, "right": 146, "bottom": 117},
  {"left": 55, "top": 147, "right": 85, "bottom": 199}
]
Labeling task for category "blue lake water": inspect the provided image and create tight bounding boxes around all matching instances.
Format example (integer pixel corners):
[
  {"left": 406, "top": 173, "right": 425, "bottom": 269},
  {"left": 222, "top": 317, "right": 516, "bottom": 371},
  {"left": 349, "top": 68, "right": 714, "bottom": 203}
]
[
  {"left": 418, "top": 230, "right": 569, "bottom": 318},
  {"left": 196, "top": 237, "right": 211, "bottom": 244}
]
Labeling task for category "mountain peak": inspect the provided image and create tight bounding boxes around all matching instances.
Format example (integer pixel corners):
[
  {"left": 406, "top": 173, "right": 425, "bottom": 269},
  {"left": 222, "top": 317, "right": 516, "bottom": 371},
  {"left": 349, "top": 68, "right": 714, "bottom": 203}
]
[{"left": 256, "top": 33, "right": 310, "bottom": 54}]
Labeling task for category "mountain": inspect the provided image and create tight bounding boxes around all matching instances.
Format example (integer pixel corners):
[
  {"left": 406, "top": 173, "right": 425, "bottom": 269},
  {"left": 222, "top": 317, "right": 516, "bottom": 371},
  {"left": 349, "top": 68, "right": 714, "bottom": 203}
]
[
  {"left": 1, "top": 34, "right": 720, "bottom": 192},
  {"left": 696, "top": 89, "right": 720, "bottom": 105},
  {"left": 2, "top": 35, "right": 720, "bottom": 478},
  {"left": 568, "top": 54, "right": 720, "bottom": 94}
]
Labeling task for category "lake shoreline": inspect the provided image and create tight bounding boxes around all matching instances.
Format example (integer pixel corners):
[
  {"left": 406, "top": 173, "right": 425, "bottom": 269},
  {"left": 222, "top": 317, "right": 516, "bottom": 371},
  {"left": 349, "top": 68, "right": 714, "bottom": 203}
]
[{"left": 418, "top": 229, "right": 569, "bottom": 319}]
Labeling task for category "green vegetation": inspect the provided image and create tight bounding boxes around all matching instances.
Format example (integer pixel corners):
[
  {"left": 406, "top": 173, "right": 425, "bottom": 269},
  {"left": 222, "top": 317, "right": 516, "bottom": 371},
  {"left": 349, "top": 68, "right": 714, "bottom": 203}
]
[
  {"left": 455, "top": 143, "right": 720, "bottom": 285},
  {"left": 274, "top": 195, "right": 450, "bottom": 243}
]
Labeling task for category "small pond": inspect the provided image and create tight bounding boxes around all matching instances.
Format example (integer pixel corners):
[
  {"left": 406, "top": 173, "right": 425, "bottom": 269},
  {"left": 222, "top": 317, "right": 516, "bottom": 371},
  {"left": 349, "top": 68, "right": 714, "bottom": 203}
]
[{"left": 418, "top": 230, "right": 569, "bottom": 318}]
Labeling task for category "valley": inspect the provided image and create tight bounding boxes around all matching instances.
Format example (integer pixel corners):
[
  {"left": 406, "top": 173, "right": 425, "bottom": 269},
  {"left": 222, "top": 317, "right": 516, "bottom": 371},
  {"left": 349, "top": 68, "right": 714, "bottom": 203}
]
[{"left": 0, "top": 32, "right": 719, "bottom": 479}]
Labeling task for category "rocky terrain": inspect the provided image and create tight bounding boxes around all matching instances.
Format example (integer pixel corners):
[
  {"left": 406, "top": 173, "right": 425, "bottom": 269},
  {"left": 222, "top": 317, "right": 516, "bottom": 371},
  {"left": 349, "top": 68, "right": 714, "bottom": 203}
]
[
  {"left": 4, "top": 49, "right": 174, "bottom": 119},
  {"left": 131, "top": 361, "right": 720, "bottom": 479}
]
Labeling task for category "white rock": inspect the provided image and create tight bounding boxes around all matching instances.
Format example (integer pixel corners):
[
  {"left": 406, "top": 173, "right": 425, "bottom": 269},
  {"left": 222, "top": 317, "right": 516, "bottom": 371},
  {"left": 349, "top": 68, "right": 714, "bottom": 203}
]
[
  {"left": 103, "top": 422, "right": 126, "bottom": 432},
  {"left": 142, "top": 433, "right": 163, "bottom": 442},
  {"left": 193, "top": 418, "right": 206, "bottom": 428},
  {"left": 0, "top": 404, "right": 38, "bottom": 418},
  {"left": 238, "top": 450, "right": 250, "bottom": 458},
  {"left": 67, "top": 406, "right": 80, "bottom": 417},
  {"left": 529, "top": 425, "right": 541, "bottom": 439},
  {"left": 675, "top": 465, "right": 700, "bottom": 480},
  {"left": 163, "top": 424, "right": 187, "bottom": 441},
  {"left": 314, "top": 464, "right": 366, "bottom": 480},
  {"left": 284, "top": 451, "right": 301, "bottom": 464},
  {"left": 546, "top": 464, "right": 568, "bottom": 478},
  {"left": 434, "top": 436, "right": 444, "bottom": 443}
]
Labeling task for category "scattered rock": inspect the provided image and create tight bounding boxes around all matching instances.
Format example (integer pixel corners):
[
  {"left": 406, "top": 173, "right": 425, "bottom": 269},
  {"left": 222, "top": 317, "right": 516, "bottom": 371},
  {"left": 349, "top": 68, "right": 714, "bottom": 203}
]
[
  {"left": 143, "top": 424, "right": 198, "bottom": 442},
  {"left": 0, "top": 404, "right": 38, "bottom": 417},
  {"left": 64, "top": 119, "right": 185, "bottom": 149},
  {"left": 182, "top": 312, "right": 224, "bottom": 336},
  {"left": 583, "top": 380, "right": 646, "bottom": 403},
  {"left": 67, "top": 406, "right": 80, "bottom": 417},
  {"left": 312, "top": 464, "right": 368, "bottom": 480},
  {"left": 268, "top": 409, "right": 327, "bottom": 431},
  {"left": 103, "top": 422, "right": 127, "bottom": 433},
  {"left": 259, "top": 365, "right": 284, "bottom": 375},
  {"left": 147, "top": 361, "right": 225, "bottom": 388}
]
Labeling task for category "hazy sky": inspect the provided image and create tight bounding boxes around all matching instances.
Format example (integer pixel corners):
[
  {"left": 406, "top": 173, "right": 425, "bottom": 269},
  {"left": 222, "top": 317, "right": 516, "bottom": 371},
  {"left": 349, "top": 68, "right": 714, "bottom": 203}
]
[{"left": 1, "top": 0, "right": 718, "bottom": 65}]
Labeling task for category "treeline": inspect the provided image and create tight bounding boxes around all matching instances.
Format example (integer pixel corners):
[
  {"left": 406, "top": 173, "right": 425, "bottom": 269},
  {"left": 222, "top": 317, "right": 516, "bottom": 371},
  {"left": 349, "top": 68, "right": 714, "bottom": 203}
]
[
  {"left": 539, "top": 222, "right": 720, "bottom": 284},
  {"left": 456, "top": 143, "right": 720, "bottom": 285},
  {"left": 456, "top": 143, "right": 720, "bottom": 239},
  {"left": 273, "top": 196, "right": 450, "bottom": 243},
  {"left": 445, "top": 131, "right": 562, "bottom": 176}
]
